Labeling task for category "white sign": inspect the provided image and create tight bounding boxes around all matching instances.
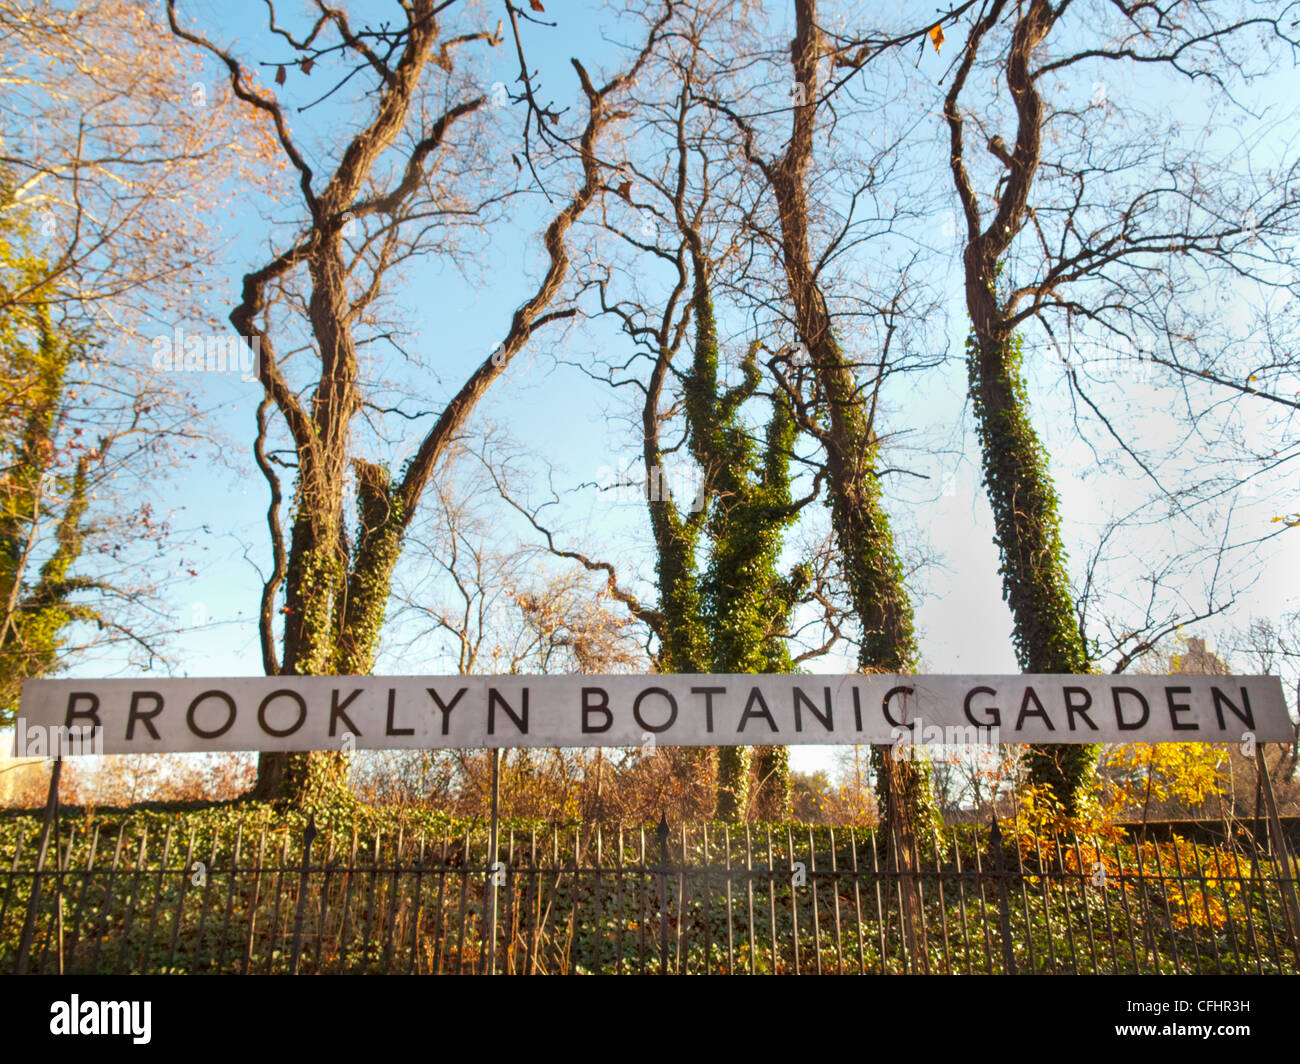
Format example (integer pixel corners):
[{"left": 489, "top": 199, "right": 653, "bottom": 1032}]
[{"left": 14, "top": 674, "right": 1292, "bottom": 756}]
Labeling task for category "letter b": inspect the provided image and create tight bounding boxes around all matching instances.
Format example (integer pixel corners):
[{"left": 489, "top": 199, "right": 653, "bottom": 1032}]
[{"left": 582, "top": 687, "right": 612, "bottom": 733}]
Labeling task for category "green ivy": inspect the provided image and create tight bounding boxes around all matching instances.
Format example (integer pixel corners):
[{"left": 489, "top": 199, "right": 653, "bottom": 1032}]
[
  {"left": 0, "top": 202, "right": 101, "bottom": 724},
  {"left": 966, "top": 291, "right": 1098, "bottom": 810},
  {"left": 803, "top": 329, "right": 944, "bottom": 853},
  {"left": 679, "top": 273, "right": 807, "bottom": 821}
]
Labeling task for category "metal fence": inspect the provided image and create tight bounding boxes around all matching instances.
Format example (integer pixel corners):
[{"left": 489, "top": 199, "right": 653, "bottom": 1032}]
[{"left": 4, "top": 815, "right": 1299, "bottom": 974}]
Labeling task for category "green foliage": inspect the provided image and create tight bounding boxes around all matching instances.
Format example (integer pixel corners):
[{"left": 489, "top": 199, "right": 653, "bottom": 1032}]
[
  {"left": 332, "top": 461, "right": 407, "bottom": 676},
  {"left": 697, "top": 343, "right": 799, "bottom": 677},
  {"left": 5, "top": 809, "right": 1287, "bottom": 974},
  {"left": 0, "top": 200, "right": 99, "bottom": 723},
  {"left": 271, "top": 750, "right": 359, "bottom": 814},
  {"left": 966, "top": 330, "right": 1088, "bottom": 673},
  {"left": 799, "top": 329, "right": 943, "bottom": 852},
  {"left": 652, "top": 517, "right": 710, "bottom": 675},
  {"left": 681, "top": 279, "right": 803, "bottom": 821},
  {"left": 809, "top": 332, "right": 919, "bottom": 672},
  {"left": 282, "top": 513, "right": 345, "bottom": 677},
  {"left": 262, "top": 462, "right": 410, "bottom": 811},
  {"left": 646, "top": 281, "right": 711, "bottom": 675},
  {"left": 966, "top": 322, "right": 1098, "bottom": 811}
]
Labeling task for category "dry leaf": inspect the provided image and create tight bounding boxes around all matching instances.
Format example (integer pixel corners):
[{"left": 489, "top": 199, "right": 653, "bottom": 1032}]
[
  {"left": 530, "top": 0, "right": 546, "bottom": 11},
  {"left": 929, "top": 25, "right": 944, "bottom": 53},
  {"left": 615, "top": 180, "right": 632, "bottom": 201},
  {"left": 274, "top": 64, "right": 286, "bottom": 85},
  {"left": 301, "top": 58, "right": 314, "bottom": 76}
]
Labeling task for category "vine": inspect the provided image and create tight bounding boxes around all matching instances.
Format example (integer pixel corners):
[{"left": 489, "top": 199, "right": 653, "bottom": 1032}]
[{"left": 966, "top": 315, "right": 1097, "bottom": 811}]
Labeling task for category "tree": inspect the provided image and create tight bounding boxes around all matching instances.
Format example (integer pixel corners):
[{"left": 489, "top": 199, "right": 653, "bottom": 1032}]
[
  {"left": 690, "top": 0, "right": 947, "bottom": 849},
  {"left": 0, "top": 0, "right": 279, "bottom": 329},
  {"left": 0, "top": 190, "right": 191, "bottom": 720},
  {"left": 0, "top": 263, "right": 96, "bottom": 719},
  {"left": 936, "top": 0, "right": 1299, "bottom": 811},
  {"left": 167, "top": 0, "right": 671, "bottom": 807},
  {"left": 1230, "top": 614, "right": 1300, "bottom": 775},
  {"left": 536, "top": 29, "right": 848, "bottom": 819},
  {"left": 371, "top": 447, "right": 650, "bottom": 820},
  {"left": 693, "top": 338, "right": 805, "bottom": 820},
  {"left": 0, "top": 0, "right": 283, "bottom": 707},
  {"left": 941, "top": 0, "right": 1095, "bottom": 811}
]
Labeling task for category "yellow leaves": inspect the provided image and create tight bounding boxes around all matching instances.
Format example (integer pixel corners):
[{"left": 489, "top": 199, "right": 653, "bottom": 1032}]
[
  {"left": 929, "top": 25, "right": 945, "bottom": 53},
  {"left": 1010, "top": 783, "right": 1246, "bottom": 936},
  {"left": 1103, "top": 741, "right": 1229, "bottom": 817},
  {"left": 1012, "top": 782, "right": 1120, "bottom": 849},
  {"left": 1136, "top": 837, "right": 1236, "bottom": 930},
  {"left": 7, "top": 0, "right": 293, "bottom": 301}
]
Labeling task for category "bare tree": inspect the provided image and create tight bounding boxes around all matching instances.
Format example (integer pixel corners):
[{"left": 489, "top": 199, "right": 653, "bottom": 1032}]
[
  {"left": 0, "top": 0, "right": 284, "bottom": 707},
  {"left": 680, "top": 0, "right": 967, "bottom": 851},
  {"left": 168, "top": 0, "right": 671, "bottom": 806},
  {"left": 0, "top": 0, "right": 279, "bottom": 328},
  {"left": 589, "top": 46, "right": 825, "bottom": 819},
  {"left": 936, "top": 0, "right": 1298, "bottom": 810}
]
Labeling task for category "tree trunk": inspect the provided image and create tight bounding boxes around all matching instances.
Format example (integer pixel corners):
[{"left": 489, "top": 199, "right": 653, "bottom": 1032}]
[
  {"left": 943, "top": 0, "right": 1097, "bottom": 814},
  {"left": 968, "top": 329, "right": 1096, "bottom": 811},
  {"left": 766, "top": 0, "right": 942, "bottom": 850},
  {"left": 752, "top": 746, "right": 791, "bottom": 821}
]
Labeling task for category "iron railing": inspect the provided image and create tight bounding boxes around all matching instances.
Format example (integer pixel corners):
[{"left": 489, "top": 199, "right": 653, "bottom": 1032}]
[{"left": 4, "top": 817, "right": 1298, "bottom": 974}]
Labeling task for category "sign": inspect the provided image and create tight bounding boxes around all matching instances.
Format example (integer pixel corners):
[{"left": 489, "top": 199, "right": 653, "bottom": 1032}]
[{"left": 14, "top": 673, "right": 1292, "bottom": 756}]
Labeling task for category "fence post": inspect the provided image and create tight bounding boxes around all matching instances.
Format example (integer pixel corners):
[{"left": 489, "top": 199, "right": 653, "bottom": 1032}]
[
  {"left": 989, "top": 818, "right": 1017, "bottom": 975},
  {"left": 1255, "top": 748, "right": 1300, "bottom": 952},
  {"left": 54, "top": 780, "right": 64, "bottom": 975},
  {"left": 885, "top": 758, "right": 925, "bottom": 973},
  {"left": 288, "top": 815, "right": 318, "bottom": 975},
  {"left": 656, "top": 812, "right": 670, "bottom": 975},
  {"left": 484, "top": 748, "right": 501, "bottom": 975},
  {"left": 14, "top": 757, "right": 61, "bottom": 975}
]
